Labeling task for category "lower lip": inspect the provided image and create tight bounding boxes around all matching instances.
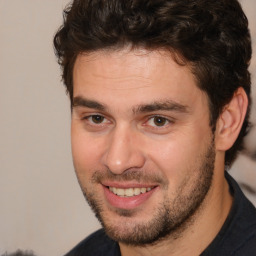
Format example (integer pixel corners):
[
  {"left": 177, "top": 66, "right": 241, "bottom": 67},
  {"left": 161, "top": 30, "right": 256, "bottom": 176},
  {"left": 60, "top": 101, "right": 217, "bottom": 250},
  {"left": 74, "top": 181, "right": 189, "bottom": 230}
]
[{"left": 103, "top": 186, "right": 157, "bottom": 210}]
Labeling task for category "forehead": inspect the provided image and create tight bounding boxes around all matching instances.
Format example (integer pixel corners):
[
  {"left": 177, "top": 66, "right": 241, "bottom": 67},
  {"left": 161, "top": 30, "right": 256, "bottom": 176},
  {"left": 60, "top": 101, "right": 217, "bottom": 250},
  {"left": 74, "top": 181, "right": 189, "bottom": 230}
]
[
  {"left": 74, "top": 48, "right": 187, "bottom": 76},
  {"left": 72, "top": 48, "right": 208, "bottom": 113}
]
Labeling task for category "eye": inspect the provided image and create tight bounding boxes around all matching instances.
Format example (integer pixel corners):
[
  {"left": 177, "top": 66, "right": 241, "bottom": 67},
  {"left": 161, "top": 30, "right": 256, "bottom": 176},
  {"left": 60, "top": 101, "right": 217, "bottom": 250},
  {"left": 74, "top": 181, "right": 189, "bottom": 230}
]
[
  {"left": 84, "top": 114, "right": 108, "bottom": 125},
  {"left": 90, "top": 115, "right": 105, "bottom": 124},
  {"left": 147, "top": 116, "right": 170, "bottom": 127}
]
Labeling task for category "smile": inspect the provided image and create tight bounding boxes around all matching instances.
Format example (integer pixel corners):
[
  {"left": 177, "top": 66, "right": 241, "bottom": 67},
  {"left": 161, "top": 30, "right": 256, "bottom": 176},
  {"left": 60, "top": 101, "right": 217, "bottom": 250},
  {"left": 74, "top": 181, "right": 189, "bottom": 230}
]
[
  {"left": 108, "top": 187, "right": 153, "bottom": 197},
  {"left": 103, "top": 184, "right": 158, "bottom": 209}
]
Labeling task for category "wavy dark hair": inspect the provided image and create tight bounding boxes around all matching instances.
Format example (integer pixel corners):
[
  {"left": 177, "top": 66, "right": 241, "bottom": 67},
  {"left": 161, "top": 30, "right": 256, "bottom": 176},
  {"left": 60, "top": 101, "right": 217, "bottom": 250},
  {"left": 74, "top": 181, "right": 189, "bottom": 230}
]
[{"left": 53, "top": 0, "right": 252, "bottom": 166}]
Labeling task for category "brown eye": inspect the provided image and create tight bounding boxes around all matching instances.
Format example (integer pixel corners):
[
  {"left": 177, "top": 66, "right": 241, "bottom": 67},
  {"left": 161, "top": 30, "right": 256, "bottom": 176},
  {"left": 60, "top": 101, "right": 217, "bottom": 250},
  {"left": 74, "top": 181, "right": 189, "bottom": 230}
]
[
  {"left": 153, "top": 116, "right": 168, "bottom": 126},
  {"left": 91, "top": 115, "right": 105, "bottom": 124}
]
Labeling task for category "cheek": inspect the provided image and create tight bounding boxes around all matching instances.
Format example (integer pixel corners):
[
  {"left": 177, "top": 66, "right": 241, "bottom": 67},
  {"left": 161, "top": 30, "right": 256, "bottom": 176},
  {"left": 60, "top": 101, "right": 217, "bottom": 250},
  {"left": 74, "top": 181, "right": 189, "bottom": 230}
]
[
  {"left": 71, "top": 126, "right": 103, "bottom": 177},
  {"left": 146, "top": 131, "right": 208, "bottom": 183},
  {"left": 148, "top": 141, "right": 192, "bottom": 177}
]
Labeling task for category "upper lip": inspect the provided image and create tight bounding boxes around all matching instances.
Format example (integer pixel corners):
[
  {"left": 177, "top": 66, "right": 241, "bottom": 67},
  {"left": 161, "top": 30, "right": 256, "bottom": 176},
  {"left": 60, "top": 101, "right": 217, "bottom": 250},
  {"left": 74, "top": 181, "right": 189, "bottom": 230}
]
[{"left": 102, "top": 181, "right": 157, "bottom": 189}]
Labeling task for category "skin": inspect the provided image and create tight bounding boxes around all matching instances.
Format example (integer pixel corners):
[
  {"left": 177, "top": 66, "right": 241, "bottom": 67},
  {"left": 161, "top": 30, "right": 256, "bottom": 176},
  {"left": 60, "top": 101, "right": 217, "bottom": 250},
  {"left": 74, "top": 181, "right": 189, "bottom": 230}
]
[{"left": 71, "top": 48, "right": 245, "bottom": 256}]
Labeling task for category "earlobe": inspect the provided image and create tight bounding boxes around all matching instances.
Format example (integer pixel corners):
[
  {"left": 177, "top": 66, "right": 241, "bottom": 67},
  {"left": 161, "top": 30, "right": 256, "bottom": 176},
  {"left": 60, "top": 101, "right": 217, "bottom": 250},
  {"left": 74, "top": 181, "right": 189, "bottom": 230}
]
[{"left": 215, "top": 87, "right": 248, "bottom": 151}]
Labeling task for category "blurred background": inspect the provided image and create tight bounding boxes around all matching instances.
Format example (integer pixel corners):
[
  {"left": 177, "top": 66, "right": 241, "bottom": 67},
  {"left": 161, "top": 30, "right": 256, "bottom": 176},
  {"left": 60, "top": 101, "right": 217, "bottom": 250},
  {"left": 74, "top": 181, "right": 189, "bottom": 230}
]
[{"left": 0, "top": 0, "right": 255, "bottom": 255}]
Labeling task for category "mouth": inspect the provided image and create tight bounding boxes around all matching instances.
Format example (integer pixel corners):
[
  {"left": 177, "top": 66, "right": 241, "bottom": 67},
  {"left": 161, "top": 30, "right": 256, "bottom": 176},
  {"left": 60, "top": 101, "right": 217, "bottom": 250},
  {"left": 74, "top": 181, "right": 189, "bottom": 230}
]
[
  {"left": 102, "top": 184, "right": 158, "bottom": 210},
  {"left": 108, "top": 186, "right": 153, "bottom": 197}
]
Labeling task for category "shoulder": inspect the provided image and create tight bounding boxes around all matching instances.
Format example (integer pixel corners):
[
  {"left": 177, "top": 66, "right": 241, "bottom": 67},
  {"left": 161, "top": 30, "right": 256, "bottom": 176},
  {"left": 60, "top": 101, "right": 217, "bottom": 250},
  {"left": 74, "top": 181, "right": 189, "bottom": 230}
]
[
  {"left": 223, "top": 173, "right": 256, "bottom": 255},
  {"left": 230, "top": 197, "right": 256, "bottom": 256},
  {"left": 64, "top": 229, "right": 120, "bottom": 256},
  {"left": 202, "top": 173, "right": 256, "bottom": 256},
  {"left": 233, "top": 232, "right": 256, "bottom": 256}
]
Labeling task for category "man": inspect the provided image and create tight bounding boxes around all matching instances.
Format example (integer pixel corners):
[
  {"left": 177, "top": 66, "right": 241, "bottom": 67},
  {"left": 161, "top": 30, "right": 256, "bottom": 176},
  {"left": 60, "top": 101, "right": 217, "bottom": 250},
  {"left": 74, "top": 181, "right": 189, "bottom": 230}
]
[{"left": 54, "top": 0, "right": 256, "bottom": 255}]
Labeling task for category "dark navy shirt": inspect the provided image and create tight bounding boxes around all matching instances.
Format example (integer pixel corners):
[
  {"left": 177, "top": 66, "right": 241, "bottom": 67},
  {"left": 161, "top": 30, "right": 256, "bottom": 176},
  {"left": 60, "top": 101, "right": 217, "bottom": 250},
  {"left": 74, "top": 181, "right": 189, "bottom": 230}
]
[{"left": 64, "top": 173, "right": 256, "bottom": 256}]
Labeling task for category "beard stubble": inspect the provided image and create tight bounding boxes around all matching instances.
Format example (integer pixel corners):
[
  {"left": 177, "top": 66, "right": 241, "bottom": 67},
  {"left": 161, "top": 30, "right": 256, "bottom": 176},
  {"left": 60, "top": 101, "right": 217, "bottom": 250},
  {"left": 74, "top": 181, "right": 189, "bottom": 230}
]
[{"left": 78, "top": 139, "right": 215, "bottom": 246}]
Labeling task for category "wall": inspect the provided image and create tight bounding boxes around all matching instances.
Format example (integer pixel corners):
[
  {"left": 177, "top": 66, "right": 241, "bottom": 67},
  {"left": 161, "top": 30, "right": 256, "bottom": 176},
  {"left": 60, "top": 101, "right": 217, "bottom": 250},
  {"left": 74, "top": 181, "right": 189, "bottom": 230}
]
[
  {"left": 0, "top": 1, "right": 255, "bottom": 255},
  {"left": 0, "top": 1, "right": 100, "bottom": 255}
]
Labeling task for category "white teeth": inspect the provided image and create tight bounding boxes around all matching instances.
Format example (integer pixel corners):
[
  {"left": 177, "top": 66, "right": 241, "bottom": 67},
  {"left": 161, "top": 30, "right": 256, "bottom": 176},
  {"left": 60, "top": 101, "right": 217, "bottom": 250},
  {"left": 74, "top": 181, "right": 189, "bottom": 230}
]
[
  {"left": 125, "top": 188, "right": 134, "bottom": 197},
  {"left": 140, "top": 188, "right": 146, "bottom": 194},
  {"left": 116, "top": 188, "right": 125, "bottom": 196},
  {"left": 134, "top": 188, "right": 141, "bottom": 196},
  {"left": 109, "top": 187, "right": 153, "bottom": 197}
]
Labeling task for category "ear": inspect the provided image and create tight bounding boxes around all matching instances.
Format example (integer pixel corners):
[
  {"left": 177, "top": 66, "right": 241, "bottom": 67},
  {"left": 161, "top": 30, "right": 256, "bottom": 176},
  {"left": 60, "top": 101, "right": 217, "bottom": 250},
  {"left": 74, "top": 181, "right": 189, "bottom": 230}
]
[{"left": 215, "top": 87, "right": 248, "bottom": 151}]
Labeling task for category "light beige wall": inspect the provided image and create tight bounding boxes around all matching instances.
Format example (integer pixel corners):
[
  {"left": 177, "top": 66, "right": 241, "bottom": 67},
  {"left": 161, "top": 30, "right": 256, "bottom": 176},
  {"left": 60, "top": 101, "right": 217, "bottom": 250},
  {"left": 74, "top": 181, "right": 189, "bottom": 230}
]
[
  {"left": 0, "top": 1, "right": 255, "bottom": 256},
  {"left": 0, "top": 1, "right": 100, "bottom": 255}
]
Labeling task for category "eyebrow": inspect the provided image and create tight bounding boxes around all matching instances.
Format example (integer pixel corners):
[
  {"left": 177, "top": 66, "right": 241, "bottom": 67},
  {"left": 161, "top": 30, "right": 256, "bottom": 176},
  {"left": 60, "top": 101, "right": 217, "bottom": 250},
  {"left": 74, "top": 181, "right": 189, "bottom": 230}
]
[
  {"left": 72, "top": 96, "right": 189, "bottom": 114},
  {"left": 72, "top": 96, "right": 106, "bottom": 111},
  {"left": 133, "top": 100, "right": 189, "bottom": 114}
]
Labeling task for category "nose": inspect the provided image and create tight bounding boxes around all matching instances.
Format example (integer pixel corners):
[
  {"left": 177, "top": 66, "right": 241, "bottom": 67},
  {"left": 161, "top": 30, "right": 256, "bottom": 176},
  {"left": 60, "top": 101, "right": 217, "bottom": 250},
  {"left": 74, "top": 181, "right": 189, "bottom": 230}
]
[{"left": 102, "top": 125, "right": 146, "bottom": 175}]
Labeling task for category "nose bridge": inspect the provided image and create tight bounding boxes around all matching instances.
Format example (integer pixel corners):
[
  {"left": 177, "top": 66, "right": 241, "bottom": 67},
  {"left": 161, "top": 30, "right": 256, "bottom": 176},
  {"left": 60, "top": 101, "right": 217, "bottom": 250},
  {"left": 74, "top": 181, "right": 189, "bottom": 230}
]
[{"left": 104, "top": 124, "right": 145, "bottom": 174}]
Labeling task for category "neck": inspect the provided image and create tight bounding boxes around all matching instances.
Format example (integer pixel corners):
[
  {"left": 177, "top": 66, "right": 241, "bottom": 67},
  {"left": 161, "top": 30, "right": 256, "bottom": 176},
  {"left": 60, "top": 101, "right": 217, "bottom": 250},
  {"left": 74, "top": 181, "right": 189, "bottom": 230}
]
[{"left": 119, "top": 167, "right": 233, "bottom": 256}]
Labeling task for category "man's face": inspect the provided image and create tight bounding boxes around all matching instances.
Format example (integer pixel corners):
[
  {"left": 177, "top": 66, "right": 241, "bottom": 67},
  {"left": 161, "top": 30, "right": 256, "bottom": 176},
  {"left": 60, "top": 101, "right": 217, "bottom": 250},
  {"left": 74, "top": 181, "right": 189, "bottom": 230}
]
[{"left": 71, "top": 49, "right": 215, "bottom": 245}]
